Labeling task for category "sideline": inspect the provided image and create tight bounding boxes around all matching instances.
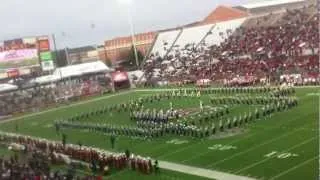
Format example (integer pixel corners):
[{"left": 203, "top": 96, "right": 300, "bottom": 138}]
[{"left": 159, "top": 160, "right": 256, "bottom": 180}]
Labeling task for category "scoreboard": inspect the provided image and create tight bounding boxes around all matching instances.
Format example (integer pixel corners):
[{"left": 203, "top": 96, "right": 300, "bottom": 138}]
[{"left": 0, "top": 36, "right": 55, "bottom": 78}]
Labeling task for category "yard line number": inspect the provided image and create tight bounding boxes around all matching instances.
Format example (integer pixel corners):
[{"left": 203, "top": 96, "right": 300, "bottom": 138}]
[
  {"left": 208, "top": 144, "right": 237, "bottom": 151},
  {"left": 166, "top": 139, "right": 189, "bottom": 145},
  {"left": 264, "top": 151, "right": 299, "bottom": 159}
]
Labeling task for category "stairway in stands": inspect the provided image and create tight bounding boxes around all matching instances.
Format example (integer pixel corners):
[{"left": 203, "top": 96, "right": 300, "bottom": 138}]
[{"left": 164, "top": 28, "right": 184, "bottom": 58}]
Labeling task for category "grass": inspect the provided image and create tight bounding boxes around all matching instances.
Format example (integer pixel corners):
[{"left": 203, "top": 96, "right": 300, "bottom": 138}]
[{"left": 0, "top": 87, "right": 318, "bottom": 180}]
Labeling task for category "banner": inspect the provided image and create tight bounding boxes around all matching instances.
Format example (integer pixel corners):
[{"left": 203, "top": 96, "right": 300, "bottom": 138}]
[
  {"left": 0, "top": 49, "right": 38, "bottom": 62},
  {"left": 38, "top": 39, "right": 50, "bottom": 52},
  {"left": 4, "top": 39, "right": 23, "bottom": 49},
  {"left": 23, "top": 37, "right": 37, "bottom": 44},
  {"left": 112, "top": 71, "right": 129, "bottom": 82},
  {"left": 41, "top": 60, "right": 54, "bottom": 71},
  {"left": 40, "top": 51, "right": 53, "bottom": 61}
]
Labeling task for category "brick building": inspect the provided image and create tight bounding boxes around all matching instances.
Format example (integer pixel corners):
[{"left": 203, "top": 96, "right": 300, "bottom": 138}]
[
  {"left": 104, "top": 32, "right": 156, "bottom": 63},
  {"left": 202, "top": 5, "right": 248, "bottom": 24}
]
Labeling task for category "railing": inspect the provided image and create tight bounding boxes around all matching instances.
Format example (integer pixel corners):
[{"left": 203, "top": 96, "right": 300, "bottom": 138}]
[
  {"left": 164, "top": 28, "right": 184, "bottom": 58},
  {"left": 196, "top": 24, "right": 216, "bottom": 50}
]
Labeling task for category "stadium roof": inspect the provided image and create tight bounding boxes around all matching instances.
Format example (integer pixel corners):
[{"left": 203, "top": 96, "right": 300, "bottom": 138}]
[
  {"left": 0, "top": 83, "right": 18, "bottom": 93},
  {"left": 32, "top": 75, "right": 60, "bottom": 85},
  {"left": 53, "top": 61, "right": 112, "bottom": 79},
  {"left": 203, "top": 5, "right": 248, "bottom": 24},
  {"left": 240, "top": 0, "right": 305, "bottom": 9}
]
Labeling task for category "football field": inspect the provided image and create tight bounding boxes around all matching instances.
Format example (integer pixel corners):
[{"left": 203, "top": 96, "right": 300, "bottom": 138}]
[{"left": 0, "top": 87, "right": 318, "bottom": 180}]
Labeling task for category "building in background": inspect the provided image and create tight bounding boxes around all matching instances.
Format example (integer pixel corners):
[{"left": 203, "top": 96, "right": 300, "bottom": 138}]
[
  {"left": 67, "top": 45, "right": 108, "bottom": 65},
  {"left": 67, "top": 46, "right": 97, "bottom": 65},
  {"left": 234, "top": 0, "right": 307, "bottom": 14},
  {"left": 102, "top": 0, "right": 305, "bottom": 64},
  {"left": 103, "top": 5, "right": 247, "bottom": 63},
  {"left": 202, "top": 5, "right": 248, "bottom": 24},
  {"left": 104, "top": 32, "right": 156, "bottom": 63}
]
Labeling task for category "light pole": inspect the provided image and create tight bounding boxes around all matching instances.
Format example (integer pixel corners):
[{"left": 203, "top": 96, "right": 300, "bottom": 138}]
[
  {"left": 118, "top": 0, "right": 139, "bottom": 68},
  {"left": 61, "top": 32, "right": 71, "bottom": 65}
]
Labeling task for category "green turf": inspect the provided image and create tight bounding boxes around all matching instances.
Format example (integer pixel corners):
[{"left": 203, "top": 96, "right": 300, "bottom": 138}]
[
  {"left": 0, "top": 87, "right": 318, "bottom": 180},
  {"left": 0, "top": 147, "right": 11, "bottom": 157}
]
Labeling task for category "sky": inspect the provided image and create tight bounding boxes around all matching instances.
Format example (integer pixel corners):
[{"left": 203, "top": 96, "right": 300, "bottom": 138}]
[{"left": 0, "top": 0, "right": 247, "bottom": 48}]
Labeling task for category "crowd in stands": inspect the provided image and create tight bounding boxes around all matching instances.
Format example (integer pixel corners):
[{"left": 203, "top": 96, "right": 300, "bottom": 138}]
[
  {"left": 0, "top": 75, "right": 109, "bottom": 116},
  {"left": 144, "top": 5, "right": 319, "bottom": 86}
]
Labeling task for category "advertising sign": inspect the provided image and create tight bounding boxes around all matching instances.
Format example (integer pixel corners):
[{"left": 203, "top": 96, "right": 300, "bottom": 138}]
[
  {"left": 40, "top": 51, "right": 53, "bottom": 61},
  {"left": 41, "top": 60, "right": 54, "bottom": 71},
  {"left": 0, "top": 49, "right": 39, "bottom": 69},
  {"left": 112, "top": 71, "right": 129, "bottom": 82},
  {"left": 38, "top": 38, "right": 50, "bottom": 52}
]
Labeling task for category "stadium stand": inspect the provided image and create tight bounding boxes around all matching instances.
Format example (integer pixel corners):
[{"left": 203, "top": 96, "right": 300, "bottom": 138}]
[
  {"left": 204, "top": 18, "right": 247, "bottom": 47},
  {"left": 143, "top": 4, "right": 319, "bottom": 87},
  {"left": 0, "top": 61, "right": 113, "bottom": 116},
  {"left": 0, "top": 0, "right": 318, "bottom": 179},
  {"left": 150, "top": 29, "right": 183, "bottom": 57},
  {"left": 171, "top": 24, "right": 215, "bottom": 52}
]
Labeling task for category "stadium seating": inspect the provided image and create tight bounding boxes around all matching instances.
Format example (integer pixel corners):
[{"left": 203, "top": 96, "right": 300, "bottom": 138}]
[
  {"left": 0, "top": 77, "right": 107, "bottom": 116},
  {"left": 150, "top": 29, "right": 182, "bottom": 57},
  {"left": 204, "top": 18, "right": 246, "bottom": 47},
  {"left": 143, "top": 5, "right": 319, "bottom": 86},
  {"left": 172, "top": 24, "right": 214, "bottom": 51}
]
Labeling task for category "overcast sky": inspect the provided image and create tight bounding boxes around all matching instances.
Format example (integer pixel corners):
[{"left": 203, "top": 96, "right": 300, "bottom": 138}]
[{"left": 0, "top": 0, "right": 247, "bottom": 48}]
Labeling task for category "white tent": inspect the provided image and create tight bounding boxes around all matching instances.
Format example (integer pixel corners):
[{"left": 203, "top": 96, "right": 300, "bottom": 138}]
[
  {"left": 0, "top": 84, "right": 18, "bottom": 93},
  {"left": 53, "top": 61, "right": 111, "bottom": 79},
  {"left": 32, "top": 75, "right": 61, "bottom": 85}
]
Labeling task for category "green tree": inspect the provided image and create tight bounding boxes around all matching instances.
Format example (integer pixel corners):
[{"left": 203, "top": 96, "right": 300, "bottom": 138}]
[
  {"left": 105, "top": 58, "right": 112, "bottom": 67},
  {"left": 54, "top": 49, "right": 68, "bottom": 67},
  {"left": 127, "top": 45, "right": 144, "bottom": 67}
]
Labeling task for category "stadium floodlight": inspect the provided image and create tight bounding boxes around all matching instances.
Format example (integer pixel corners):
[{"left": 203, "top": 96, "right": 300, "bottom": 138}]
[{"left": 117, "top": 0, "right": 139, "bottom": 68}]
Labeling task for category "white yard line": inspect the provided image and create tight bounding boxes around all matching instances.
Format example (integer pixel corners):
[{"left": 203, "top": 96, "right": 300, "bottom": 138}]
[
  {"left": 0, "top": 91, "right": 133, "bottom": 124},
  {"left": 235, "top": 137, "right": 317, "bottom": 174},
  {"left": 159, "top": 160, "right": 256, "bottom": 180},
  {"left": 205, "top": 123, "right": 310, "bottom": 168},
  {"left": 180, "top": 133, "right": 256, "bottom": 163},
  {"left": 269, "top": 156, "right": 318, "bottom": 180}
]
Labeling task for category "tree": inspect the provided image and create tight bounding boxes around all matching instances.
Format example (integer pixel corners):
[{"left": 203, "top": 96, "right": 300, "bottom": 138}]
[
  {"left": 105, "top": 57, "right": 112, "bottom": 67},
  {"left": 127, "top": 45, "right": 144, "bottom": 68},
  {"left": 54, "top": 49, "right": 68, "bottom": 67}
]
